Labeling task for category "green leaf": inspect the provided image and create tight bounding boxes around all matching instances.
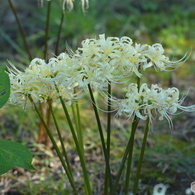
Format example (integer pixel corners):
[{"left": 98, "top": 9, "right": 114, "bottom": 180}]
[
  {"left": 0, "top": 140, "right": 36, "bottom": 175},
  {"left": 0, "top": 65, "right": 10, "bottom": 108},
  {"left": 0, "top": 65, "right": 6, "bottom": 74},
  {"left": 0, "top": 166, "right": 13, "bottom": 175}
]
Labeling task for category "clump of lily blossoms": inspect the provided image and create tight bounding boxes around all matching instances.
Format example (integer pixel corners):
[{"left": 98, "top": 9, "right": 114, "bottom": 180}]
[{"left": 7, "top": 34, "right": 195, "bottom": 128}]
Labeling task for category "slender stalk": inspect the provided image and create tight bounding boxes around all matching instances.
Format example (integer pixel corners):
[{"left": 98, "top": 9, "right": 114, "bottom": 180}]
[
  {"left": 87, "top": 84, "right": 113, "bottom": 193},
  {"left": 104, "top": 81, "right": 111, "bottom": 195},
  {"left": 74, "top": 102, "right": 87, "bottom": 193},
  {"left": 59, "top": 95, "right": 92, "bottom": 195},
  {"left": 28, "top": 96, "right": 78, "bottom": 195},
  {"left": 37, "top": 0, "right": 52, "bottom": 147},
  {"left": 124, "top": 73, "right": 141, "bottom": 194},
  {"left": 37, "top": 102, "right": 50, "bottom": 148},
  {"left": 55, "top": 11, "right": 65, "bottom": 55},
  {"left": 124, "top": 119, "right": 138, "bottom": 194},
  {"left": 106, "top": 82, "right": 112, "bottom": 155},
  {"left": 75, "top": 103, "right": 84, "bottom": 152},
  {"left": 133, "top": 117, "right": 150, "bottom": 194},
  {"left": 112, "top": 116, "right": 139, "bottom": 195},
  {"left": 8, "top": 0, "right": 32, "bottom": 60},
  {"left": 37, "top": 102, "right": 45, "bottom": 145},
  {"left": 44, "top": 0, "right": 52, "bottom": 60},
  {"left": 137, "top": 66, "right": 141, "bottom": 90},
  {"left": 48, "top": 100, "right": 74, "bottom": 181},
  {"left": 71, "top": 103, "right": 84, "bottom": 152},
  {"left": 137, "top": 76, "right": 141, "bottom": 90},
  {"left": 45, "top": 100, "right": 52, "bottom": 148},
  {"left": 71, "top": 104, "right": 78, "bottom": 131},
  {"left": 41, "top": 0, "right": 52, "bottom": 148}
]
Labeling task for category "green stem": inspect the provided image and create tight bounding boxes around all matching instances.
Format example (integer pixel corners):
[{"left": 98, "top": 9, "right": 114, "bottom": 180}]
[
  {"left": 123, "top": 73, "right": 141, "bottom": 194},
  {"left": 107, "top": 82, "right": 112, "bottom": 156},
  {"left": 59, "top": 95, "right": 92, "bottom": 195},
  {"left": 87, "top": 84, "right": 113, "bottom": 193},
  {"left": 28, "top": 96, "right": 78, "bottom": 195},
  {"left": 44, "top": 0, "right": 52, "bottom": 60},
  {"left": 71, "top": 104, "right": 78, "bottom": 131},
  {"left": 124, "top": 118, "right": 138, "bottom": 194},
  {"left": 48, "top": 100, "right": 74, "bottom": 181},
  {"left": 137, "top": 76, "right": 141, "bottom": 90},
  {"left": 133, "top": 117, "right": 150, "bottom": 194},
  {"left": 45, "top": 100, "right": 52, "bottom": 148},
  {"left": 71, "top": 103, "right": 84, "bottom": 153},
  {"left": 75, "top": 102, "right": 87, "bottom": 193},
  {"left": 8, "top": 0, "right": 32, "bottom": 61},
  {"left": 137, "top": 66, "right": 141, "bottom": 91},
  {"left": 104, "top": 82, "right": 111, "bottom": 195},
  {"left": 112, "top": 116, "right": 139, "bottom": 195},
  {"left": 76, "top": 103, "right": 84, "bottom": 152},
  {"left": 55, "top": 11, "right": 65, "bottom": 55}
]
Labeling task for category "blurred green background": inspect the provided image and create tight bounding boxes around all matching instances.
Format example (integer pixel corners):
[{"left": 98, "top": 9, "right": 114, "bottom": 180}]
[
  {"left": 1, "top": 0, "right": 195, "bottom": 60},
  {"left": 1, "top": 0, "right": 195, "bottom": 84},
  {"left": 0, "top": 0, "right": 195, "bottom": 194}
]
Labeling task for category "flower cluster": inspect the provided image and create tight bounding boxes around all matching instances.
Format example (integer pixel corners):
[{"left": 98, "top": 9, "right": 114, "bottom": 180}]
[
  {"left": 77, "top": 34, "right": 188, "bottom": 79},
  {"left": 115, "top": 83, "right": 195, "bottom": 128},
  {"left": 7, "top": 34, "right": 194, "bottom": 128},
  {"left": 7, "top": 53, "right": 82, "bottom": 105}
]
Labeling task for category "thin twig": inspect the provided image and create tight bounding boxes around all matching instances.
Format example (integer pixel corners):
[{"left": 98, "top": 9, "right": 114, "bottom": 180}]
[
  {"left": 8, "top": 0, "right": 32, "bottom": 61},
  {"left": 44, "top": 0, "right": 52, "bottom": 60},
  {"left": 55, "top": 11, "right": 65, "bottom": 55}
]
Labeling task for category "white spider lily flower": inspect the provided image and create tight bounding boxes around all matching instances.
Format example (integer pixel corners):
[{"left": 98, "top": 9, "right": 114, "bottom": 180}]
[
  {"left": 76, "top": 34, "right": 124, "bottom": 89},
  {"left": 143, "top": 44, "right": 166, "bottom": 69},
  {"left": 98, "top": 34, "right": 120, "bottom": 55},
  {"left": 115, "top": 83, "right": 195, "bottom": 129},
  {"left": 9, "top": 72, "right": 43, "bottom": 105},
  {"left": 111, "top": 40, "right": 144, "bottom": 78},
  {"left": 142, "top": 43, "right": 189, "bottom": 71}
]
